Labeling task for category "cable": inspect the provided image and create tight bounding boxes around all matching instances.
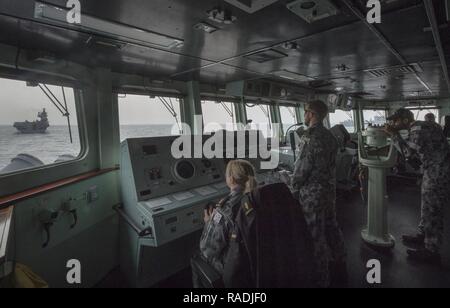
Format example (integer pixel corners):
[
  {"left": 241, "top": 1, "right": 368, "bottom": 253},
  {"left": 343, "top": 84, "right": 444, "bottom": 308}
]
[{"left": 14, "top": 48, "right": 21, "bottom": 70}]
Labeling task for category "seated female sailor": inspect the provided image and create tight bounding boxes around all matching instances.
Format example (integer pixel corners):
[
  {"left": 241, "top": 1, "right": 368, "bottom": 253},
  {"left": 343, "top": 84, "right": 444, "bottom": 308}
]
[{"left": 192, "top": 159, "right": 257, "bottom": 287}]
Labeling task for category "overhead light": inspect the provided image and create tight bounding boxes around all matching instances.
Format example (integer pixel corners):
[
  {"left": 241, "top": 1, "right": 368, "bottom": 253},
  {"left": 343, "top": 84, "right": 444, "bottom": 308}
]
[
  {"left": 27, "top": 50, "right": 57, "bottom": 64},
  {"left": 34, "top": 2, "right": 184, "bottom": 50},
  {"left": 193, "top": 22, "right": 219, "bottom": 34},
  {"left": 245, "top": 49, "right": 288, "bottom": 63},
  {"left": 271, "top": 70, "right": 315, "bottom": 82},
  {"left": 85, "top": 36, "right": 127, "bottom": 50}
]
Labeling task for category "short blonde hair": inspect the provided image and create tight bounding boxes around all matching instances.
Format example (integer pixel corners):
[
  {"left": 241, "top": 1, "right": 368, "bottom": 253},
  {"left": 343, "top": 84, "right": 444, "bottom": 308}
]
[{"left": 225, "top": 160, "right": 257, "bottom": 193}]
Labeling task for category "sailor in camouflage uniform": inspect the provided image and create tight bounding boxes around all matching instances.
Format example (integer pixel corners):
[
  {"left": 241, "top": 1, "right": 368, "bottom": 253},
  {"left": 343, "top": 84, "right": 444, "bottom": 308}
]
[
  {"left": 191, "top": 160, "right": 257, "bottom": 287},
  {"left": 290, "top": 100, "right": 346, "bottom": 288},
  {"left": 386, "top": 108, "right": 450, "bottom": 263}
]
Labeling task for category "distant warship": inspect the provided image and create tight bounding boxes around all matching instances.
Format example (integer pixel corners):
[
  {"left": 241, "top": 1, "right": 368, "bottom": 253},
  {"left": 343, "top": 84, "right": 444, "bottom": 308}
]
[{"left": 13, "top": 109, "right": 49, "bottom": 134}]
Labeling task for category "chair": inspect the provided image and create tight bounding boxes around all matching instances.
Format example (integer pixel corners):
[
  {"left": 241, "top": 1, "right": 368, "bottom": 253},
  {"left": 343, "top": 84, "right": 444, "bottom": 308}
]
[
  {"left": 191, "top": 183, "right": 315, "bottom": 288},
  {"left": 443, "top": 115, "right": 450, "bottom": 138}
]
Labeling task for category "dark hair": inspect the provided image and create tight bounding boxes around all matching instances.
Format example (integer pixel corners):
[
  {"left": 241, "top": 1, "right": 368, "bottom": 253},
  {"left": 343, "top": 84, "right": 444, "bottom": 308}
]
[
  {"left": 306, "top": 100, "right": 329, "bottom": 121},
  {"left": 425, "top": 113, "right": 436, "bottom": 121},
  {"left": 388, "top": 108, "right": 414, "bottom": 122}
]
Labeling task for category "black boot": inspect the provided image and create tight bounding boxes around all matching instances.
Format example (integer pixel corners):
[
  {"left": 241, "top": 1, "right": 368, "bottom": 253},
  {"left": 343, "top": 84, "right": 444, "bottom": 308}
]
[
  {"left": 407, "top": 248, "right": 441, "bottom": 265},
  {"left": 402, "top": 233, "right": 424, "bottom": 247}
]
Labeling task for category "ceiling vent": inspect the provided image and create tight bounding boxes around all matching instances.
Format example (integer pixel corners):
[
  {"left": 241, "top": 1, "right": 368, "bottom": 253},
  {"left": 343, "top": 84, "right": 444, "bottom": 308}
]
[
  {"left": 286, "top": 0, "right": 339, "bottom": 23},
  {"left": 309, "top": 79, "right": 333, "bottom": 88},
  {"left": 365, "top": 63, "right": 423, "bottom": 78},
  {"left": 225, "top": 0, "right": 279, "bottom": 14},
  {"left": 347, "top": 91, "right": 373, "bottom": 98},
  {"left": 244, "top": 49, "right": 288, "bottom": 63}
]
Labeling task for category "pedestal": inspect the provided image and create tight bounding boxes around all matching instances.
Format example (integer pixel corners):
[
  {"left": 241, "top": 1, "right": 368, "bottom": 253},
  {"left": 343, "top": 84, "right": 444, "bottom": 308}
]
[{"left": 361, "top": 167, "right": 395, "bottom": 248}]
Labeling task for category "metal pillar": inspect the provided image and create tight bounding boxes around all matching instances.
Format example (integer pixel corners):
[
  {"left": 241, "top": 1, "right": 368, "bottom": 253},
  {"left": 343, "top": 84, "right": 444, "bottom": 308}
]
[
  {"left": 182, "top": 81, "right": 203, "bottom": 135},
  {"left": 234, "top": 97, "right": 248, "bottom": 129}
]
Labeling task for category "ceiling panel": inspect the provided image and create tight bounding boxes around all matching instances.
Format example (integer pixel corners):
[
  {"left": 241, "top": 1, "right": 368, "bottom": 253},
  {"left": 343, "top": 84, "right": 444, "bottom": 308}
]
[{"left": 0, "top": 0, "right": 448, "bottom": 100}]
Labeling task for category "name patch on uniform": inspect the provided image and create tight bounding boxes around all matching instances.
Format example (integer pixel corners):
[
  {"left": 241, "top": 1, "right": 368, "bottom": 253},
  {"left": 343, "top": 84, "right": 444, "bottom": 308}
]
[
  {"left": 243, "top": 202, "right": 253, "bottom": 216},
  {"left": 213, "top": 212, "right": 223, "bottom": 224},
  {"left": 411, "top": 126, "right": 422, "bottom": 132}
]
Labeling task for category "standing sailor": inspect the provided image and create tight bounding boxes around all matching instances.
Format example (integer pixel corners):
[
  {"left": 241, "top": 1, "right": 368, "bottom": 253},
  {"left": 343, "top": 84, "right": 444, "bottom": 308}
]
[
  {"left": 289, "top": 100, "right": 346, "bottom": 287},
  {"left": 385, "top": 108, "right": 450, "bottom": 263}
]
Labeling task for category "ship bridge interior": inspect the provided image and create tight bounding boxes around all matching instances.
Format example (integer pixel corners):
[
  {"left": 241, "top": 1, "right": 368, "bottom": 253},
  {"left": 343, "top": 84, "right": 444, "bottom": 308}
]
[{"left": 0, "top": 0, "right": 449, "bottom": 288}]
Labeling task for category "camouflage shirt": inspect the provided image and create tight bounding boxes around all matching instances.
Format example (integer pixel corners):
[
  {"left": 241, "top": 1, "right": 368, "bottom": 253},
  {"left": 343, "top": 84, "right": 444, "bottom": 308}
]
[
  {"left": 393, "top": 121, "right": 450, "bottom": 169},
  {"left": 199, "top": 188, "right": 244, "bottom": 274},
  {"left": 291, "top": 122, "right": 338, "bottom": 209}
]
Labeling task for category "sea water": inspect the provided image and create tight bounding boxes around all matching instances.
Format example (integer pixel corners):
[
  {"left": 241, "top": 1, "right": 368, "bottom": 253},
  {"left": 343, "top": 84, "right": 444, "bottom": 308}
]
[{"left": 0, "top": 124, "right": 175, "bottom": 171}]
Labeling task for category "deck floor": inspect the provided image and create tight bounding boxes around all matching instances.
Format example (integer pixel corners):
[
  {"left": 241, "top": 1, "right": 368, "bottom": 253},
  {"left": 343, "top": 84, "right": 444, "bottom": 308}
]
[{"left": 98, "top": 177, "right": 450, "bottom": 288}]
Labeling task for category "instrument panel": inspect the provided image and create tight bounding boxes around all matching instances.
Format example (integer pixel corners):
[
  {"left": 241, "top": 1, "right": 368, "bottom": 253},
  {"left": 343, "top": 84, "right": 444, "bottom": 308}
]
[
  {"left": 120, "top": 136, "right": 229, "bottom": 247},
  {"left": 122, "top": 136, "right": 226, "bottom": 202}
]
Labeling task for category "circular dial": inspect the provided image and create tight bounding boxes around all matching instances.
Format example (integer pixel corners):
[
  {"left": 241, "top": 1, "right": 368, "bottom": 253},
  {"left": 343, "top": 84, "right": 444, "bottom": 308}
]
[
  {"left": 202, "top": 159, "right": 212, "bottom": 168},
  {"left": 175, "top": 161, "right": 195, "bottom": 180}
]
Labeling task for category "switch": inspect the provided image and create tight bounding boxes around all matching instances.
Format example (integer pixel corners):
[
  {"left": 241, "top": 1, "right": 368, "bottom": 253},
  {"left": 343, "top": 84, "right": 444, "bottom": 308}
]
[{"left": 87, "top": 186, "right": 99, "bottom": 203}]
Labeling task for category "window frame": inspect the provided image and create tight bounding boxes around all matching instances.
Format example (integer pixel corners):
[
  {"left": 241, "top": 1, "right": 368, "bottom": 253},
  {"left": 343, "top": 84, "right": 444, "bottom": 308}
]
[
  {"left": 245, "top": 103, "right": 273, "bottom": 137},
  {"left": 328, "top": 109, "right": 356, "bottom": 133},
  {"left": 117, "top": 93, "right": 184, "bottom": 140},
  {"left": 278, "top": 105, "right": 298, "bottom": 138},
  {"left": 0, "top": 78, "right": 87, "bottom": 177},
  {"left": 407, "top": 107, "right": 440, "bottom": 122},
  {"left": 0, "top": 70, "right": 96, "bottom": 198},
  {"left": 201, "top": 100, "right": 236, "bottom": 133}
]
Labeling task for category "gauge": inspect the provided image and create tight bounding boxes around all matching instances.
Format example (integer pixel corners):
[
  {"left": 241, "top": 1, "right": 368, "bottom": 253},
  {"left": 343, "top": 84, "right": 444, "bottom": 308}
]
[{"left": 175, "top": 160, "right": 195, "bottom": 180}]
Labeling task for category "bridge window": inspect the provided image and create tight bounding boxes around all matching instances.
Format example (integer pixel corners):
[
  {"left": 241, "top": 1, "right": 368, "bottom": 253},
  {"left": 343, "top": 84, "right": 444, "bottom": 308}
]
[
  {"left": 118, "top": 94, "right": 182, "bottom": 141},
  {"left": 329, "top": 110, "right": 355, "bottom": 133},
  {"left": 202, "top": 101, "right": 235, "bottom": 133},
  {"left": 279, "top": 106, "right": 297, "bottom": 135},
  {"left": 410, "top": 108, "right": 439, "bottom": 122},
  {"left": 0, "top": 77, "right": 81, "bottom": 175},
  {"left": 246, "top": 104, "right": 272, "bottom": 138},
  {"left": 363, "top": 110, "right": 386, "bottom": 129}
]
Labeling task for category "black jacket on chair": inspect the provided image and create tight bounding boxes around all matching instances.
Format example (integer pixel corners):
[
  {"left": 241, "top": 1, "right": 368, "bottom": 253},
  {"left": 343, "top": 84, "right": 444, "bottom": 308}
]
[{"left": 223, "top": 183, "right": 315, "bottom": 288}]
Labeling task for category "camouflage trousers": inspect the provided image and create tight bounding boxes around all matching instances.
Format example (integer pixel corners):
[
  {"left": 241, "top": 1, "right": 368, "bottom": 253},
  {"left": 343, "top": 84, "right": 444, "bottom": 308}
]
[
  {"left": 300, "top": 188, "right": 346, "bottom": 287},
  {"left": 419, "top": 163, "right": 450, "bottom": 253}
]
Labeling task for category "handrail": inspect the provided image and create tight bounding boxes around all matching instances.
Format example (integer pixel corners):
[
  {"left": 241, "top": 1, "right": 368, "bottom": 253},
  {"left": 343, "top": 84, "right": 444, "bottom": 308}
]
[{"left": 113, "top": 204, "right": 153, "bottom": 238}]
